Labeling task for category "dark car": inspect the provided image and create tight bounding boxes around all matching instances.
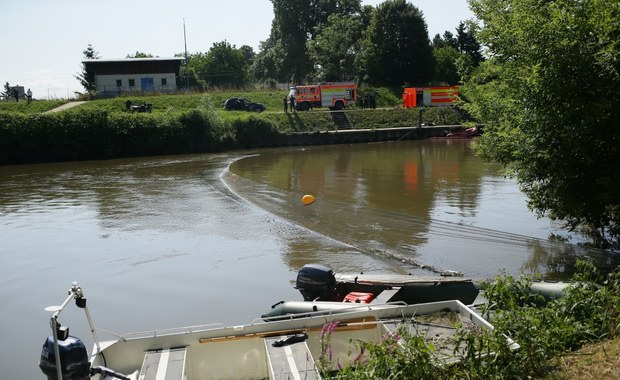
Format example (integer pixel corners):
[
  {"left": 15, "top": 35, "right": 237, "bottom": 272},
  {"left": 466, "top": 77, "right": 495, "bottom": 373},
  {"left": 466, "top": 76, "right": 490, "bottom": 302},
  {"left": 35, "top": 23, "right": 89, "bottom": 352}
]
[{"left": 223, "top": 97, "right": 265, "bottom": 113}]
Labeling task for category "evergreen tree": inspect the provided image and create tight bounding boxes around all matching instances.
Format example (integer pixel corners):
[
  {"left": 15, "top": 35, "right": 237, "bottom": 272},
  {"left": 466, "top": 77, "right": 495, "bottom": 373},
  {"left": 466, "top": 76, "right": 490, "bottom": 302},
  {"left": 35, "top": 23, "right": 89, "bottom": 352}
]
[
  {"left": 357, "top": 0, "right": 433, "bottom": 86},
  {"left": 75, "top": 44, "right": 99, "bottom": 93}
]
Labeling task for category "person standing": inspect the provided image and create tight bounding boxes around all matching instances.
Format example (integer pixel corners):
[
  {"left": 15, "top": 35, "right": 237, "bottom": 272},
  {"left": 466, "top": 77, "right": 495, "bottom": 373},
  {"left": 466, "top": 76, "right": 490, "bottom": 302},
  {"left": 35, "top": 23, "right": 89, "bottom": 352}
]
[
  {"left": 290, "top": 95, "right": 296, "bottom": 112},
  {"left": 26, "top": 89, "right": 32, "bottom": 103},
  {"left": 283, "top": 96, "right": 288, "bottom": 113}
]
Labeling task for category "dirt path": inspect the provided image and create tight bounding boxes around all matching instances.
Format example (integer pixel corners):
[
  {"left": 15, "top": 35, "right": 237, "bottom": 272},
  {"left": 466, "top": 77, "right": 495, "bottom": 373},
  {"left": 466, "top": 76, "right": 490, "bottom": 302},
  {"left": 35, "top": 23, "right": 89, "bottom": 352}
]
[{"left": 44, "top": 101, "right": 86, "bottom": 113}]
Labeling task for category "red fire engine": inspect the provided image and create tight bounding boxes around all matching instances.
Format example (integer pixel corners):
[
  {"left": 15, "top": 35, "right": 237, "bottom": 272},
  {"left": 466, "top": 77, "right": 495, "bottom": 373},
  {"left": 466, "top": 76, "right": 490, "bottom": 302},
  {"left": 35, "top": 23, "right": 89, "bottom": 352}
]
[
  {"left": 289, "top": 82, "right": 357, "bottom": 111},
  {"left": 402, "top": 86, "right": 459, "bottom": 108}
]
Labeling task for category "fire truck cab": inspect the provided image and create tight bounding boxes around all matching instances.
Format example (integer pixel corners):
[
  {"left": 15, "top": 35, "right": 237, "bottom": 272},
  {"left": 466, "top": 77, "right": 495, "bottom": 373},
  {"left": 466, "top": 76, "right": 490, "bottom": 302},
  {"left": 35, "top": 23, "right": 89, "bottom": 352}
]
[{"left": 289, "top": 82, "right": 357, "bottom": 111}]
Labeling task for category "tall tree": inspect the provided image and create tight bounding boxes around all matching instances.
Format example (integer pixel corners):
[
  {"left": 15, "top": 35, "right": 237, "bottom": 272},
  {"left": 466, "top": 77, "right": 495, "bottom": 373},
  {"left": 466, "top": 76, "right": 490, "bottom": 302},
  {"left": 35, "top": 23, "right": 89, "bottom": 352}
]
[
  {"left": 307, "top": 14, "right": 364, "bottom": 81},
  {"left": 463, "top": 0, "right": 620, "bottom": 248},
  {"left": 432, "top": 45, "right": 460, "bottom": 85},
  {"left": 455, "top": 22, "right": 483, "bottom": 66},
  {"left": 75, "top": 44, "right": 99, "bottom": 93},
  {"left": 431, "top": 25, "right": 483, "bottom": 85},
  {"left": 357, "top": 0, "right": 434, "bottom": 86},
  {"left": 432, "top": 31, "right": 458, "bottom": 50},
  {"left": 251, "top": 35, "right": 287, "bottom": 83},
  {"left": 258, "top": 0, "right": 362, "bottom": 84},
  {"left": 202, "top": 41, "right": 251, "bottom": 88}
]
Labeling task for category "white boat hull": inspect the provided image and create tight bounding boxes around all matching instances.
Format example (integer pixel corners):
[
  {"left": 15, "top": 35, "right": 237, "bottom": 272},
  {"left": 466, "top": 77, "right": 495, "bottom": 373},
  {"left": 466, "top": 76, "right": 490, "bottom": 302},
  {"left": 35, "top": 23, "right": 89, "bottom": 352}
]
[{"left": 87, "top": 301, "right": 515, "bottom": 379}]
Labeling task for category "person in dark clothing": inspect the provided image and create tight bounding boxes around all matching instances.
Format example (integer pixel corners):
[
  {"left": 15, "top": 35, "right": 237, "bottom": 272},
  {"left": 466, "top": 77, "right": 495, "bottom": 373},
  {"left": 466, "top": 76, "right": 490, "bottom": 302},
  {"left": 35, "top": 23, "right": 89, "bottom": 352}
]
[
  {"left": 290, "top": 95, "right": 296, "bottom": 112},
  {"left": 283, "top": 96, "right": 288, "bottom": 113},
  {"left": 13, "top": 89, "right": 19, "bottom": 102}
]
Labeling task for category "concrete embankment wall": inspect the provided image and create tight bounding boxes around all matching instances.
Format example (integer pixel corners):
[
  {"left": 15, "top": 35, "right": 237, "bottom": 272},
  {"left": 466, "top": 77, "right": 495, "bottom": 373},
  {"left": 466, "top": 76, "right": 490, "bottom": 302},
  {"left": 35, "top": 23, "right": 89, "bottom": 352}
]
[{"left": 279, "top": 125, "right": 463, "bottom": 146}]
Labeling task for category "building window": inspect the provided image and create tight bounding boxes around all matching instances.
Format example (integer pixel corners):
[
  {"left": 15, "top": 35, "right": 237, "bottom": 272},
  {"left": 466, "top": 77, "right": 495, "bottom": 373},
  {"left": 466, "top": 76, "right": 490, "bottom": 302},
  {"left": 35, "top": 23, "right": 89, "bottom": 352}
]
[
  {"left": 116, "top": 79, "right": 122, "bottom": 87},
  {"left": 128, "top": 79, "right": 135, "bottom": 87},
  {"left": 161, "top": 78, "right": 167, "bottom": 86}
]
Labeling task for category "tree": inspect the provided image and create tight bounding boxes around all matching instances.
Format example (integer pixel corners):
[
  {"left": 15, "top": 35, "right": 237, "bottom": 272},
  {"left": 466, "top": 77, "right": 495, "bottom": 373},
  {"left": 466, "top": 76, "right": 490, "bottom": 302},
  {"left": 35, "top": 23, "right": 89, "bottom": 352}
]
[
  {"left": 307, "top": 14, "right": 364, "bottom": 81},
  {"left": 432, "top": 46, "right": 460, "bottom": 85},
  {"left": 463, "top": 0, "right": 620, "bottom": 248},
  {"left": 431, "top": 25, "right": 483, "bottom": 85},
  {"left": 202, "top": 41, "right": 251, "bottom": 88},
  {"left": 251, "top": 36, "right": 287, "bottom": 83},
  {"left": 126, "top": 51, "right": 155, "bottom": 58},
  {"left": 432, "top": 31, "right": 458, "bottom": 50},
  {"left": 256, "top": 0, "right": 362, "bottom": 84},
  {"left": 357, "top": 0, "right": 434, "bottom": 86},
  {"left": 455, "top": 22, "right": 483, "bottom": 66},
  {"left": 1, "top": 82, "right": 12, "bottom": 99},
  {"left": 75, "top": 44, "right": 99, "bottom": 93}
]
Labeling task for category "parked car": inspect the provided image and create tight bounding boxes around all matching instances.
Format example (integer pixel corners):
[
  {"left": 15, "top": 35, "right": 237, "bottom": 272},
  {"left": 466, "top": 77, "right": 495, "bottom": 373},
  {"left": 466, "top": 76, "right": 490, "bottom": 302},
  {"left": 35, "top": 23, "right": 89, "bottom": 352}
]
[{"left": 223, "top": 97, "right": 265, "bottom": 113}]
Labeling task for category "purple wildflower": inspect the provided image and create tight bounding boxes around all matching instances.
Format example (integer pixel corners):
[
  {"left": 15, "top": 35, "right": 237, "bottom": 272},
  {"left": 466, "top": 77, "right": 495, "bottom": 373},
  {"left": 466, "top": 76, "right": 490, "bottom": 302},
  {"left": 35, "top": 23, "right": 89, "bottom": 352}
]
[{"left": 353, "top": 346, "right": 366, "bottom": 363}]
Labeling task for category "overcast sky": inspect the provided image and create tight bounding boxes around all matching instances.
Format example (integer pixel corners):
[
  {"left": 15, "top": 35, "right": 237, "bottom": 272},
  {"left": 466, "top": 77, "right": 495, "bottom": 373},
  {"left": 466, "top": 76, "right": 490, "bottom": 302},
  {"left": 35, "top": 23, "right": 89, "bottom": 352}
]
[{"left": 0, "top": 0, "right": 474, "bottom": 99}]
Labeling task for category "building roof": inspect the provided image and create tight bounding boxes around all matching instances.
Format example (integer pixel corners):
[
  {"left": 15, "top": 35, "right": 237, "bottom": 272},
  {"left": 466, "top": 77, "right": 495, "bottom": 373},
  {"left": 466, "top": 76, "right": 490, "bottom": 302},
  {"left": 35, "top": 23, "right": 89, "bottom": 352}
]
[
  {"left": 83, "top": 58, "right": 185, "bottom": 77},
  {"left": 82, "top": 57, "right": 185, "bottom": 63}
]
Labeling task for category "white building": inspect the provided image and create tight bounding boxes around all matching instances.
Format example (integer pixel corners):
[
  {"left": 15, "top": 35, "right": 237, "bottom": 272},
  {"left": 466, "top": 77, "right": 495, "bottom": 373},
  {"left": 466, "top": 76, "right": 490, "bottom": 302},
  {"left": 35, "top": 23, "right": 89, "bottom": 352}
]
[{"left": 82, "top": 58, "right": 185, "bottom": 97}]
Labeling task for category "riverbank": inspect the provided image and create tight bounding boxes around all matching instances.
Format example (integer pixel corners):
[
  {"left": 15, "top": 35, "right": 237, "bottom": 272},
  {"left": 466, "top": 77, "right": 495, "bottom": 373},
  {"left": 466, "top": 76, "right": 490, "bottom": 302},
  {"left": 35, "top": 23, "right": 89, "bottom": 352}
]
[
  {"left": 551, "top": 337, "right": 620, "bottom": 379},
  {"left": 0, "top": 92, "right": 466, "bottom": 165}
]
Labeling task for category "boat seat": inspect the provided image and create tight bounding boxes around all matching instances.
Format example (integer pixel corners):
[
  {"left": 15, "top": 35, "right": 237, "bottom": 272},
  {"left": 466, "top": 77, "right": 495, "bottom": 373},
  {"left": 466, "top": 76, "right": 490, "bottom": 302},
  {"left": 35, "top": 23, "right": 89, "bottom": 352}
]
[
  {"left": 138, "top": 347, "right": 188, "bottom": 380},
  {"left": 370, "top": 287, "right": 401, "bottom": 304},
  {"left": 264, "top": 334, "right": 321, "bottom": 380}
]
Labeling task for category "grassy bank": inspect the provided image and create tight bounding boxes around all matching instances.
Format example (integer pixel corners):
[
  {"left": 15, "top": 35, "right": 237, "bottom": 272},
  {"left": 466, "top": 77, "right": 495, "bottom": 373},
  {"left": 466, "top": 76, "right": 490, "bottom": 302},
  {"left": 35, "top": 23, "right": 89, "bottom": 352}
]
[{"left": 0, "top": 90, "right": 462, "bottom": 165}]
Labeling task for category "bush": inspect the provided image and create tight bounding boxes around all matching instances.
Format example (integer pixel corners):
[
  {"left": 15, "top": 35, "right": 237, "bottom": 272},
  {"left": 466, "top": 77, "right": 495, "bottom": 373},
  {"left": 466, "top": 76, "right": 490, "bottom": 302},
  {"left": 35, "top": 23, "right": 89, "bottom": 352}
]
[
  {"left": 232, "top": 117, "right": 282, "bottom": 149},
  {"left": 0, "top": 108, "right": 235, "bottom": 164}
]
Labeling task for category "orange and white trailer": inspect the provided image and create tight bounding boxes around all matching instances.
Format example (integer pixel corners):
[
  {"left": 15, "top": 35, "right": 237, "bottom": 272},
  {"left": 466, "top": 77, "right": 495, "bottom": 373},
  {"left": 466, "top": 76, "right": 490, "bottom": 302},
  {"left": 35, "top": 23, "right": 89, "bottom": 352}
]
[
  {"left": 403, "top": 86, "right": 459, "bottom": 108},
  {"left": 289, "top": 82, "right": 357, "bottom": 111}
]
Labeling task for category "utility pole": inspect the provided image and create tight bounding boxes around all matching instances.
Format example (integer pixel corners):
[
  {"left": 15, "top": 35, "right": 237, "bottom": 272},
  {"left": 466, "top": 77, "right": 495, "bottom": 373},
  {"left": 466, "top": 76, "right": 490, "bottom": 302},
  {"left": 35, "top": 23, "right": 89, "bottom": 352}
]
[{"left": 183, "top": 18, "right": 189, "bottom": 92}]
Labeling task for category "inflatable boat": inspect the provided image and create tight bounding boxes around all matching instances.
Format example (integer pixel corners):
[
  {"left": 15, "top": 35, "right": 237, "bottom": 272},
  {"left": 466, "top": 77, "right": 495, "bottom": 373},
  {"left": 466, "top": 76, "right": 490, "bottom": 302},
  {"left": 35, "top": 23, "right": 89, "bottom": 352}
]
[{"left": 262, "top": 264, "right": 480, "bottom": 318}]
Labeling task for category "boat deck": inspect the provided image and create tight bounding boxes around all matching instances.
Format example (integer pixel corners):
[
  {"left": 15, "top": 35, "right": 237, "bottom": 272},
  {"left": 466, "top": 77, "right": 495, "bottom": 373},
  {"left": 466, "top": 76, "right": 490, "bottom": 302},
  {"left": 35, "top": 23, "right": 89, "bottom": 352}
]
[{"left": 88, "top": 301, "right": 516, "bottom": 380}]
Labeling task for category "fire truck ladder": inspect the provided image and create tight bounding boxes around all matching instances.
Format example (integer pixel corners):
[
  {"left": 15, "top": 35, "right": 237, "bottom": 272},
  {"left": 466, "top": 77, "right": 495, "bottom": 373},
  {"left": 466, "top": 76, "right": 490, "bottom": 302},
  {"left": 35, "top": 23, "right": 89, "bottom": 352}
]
[{"left": 330, "top": 110, "right": 352, "bottom": 130}]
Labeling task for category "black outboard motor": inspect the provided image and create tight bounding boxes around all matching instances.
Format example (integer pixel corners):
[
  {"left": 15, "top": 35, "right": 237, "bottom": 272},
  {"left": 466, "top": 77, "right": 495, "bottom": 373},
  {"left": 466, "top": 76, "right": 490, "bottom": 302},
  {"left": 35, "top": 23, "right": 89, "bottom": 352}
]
[
  {"left": 296, "top": 264, "right": 339, "bottom": 301},
  {"left": 39, "top": 335, "right": 89, "bottom": 380}
]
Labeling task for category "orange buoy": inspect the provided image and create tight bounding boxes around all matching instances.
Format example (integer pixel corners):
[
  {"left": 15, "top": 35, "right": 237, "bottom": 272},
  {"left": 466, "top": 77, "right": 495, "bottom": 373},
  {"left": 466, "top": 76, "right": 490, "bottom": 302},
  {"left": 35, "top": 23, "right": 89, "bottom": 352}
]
[{"left": 302, "top": 194, "right": 315, "bottom": 205}]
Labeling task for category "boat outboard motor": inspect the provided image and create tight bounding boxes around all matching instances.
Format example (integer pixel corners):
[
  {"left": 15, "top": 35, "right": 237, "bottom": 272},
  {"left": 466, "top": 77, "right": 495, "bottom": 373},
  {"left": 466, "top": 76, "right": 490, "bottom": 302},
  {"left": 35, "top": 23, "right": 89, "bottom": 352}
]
[
  {"left": 296, "top": 264, "right": 339, "bottom": 301},
  {"left": 39, "top": 335, "right": 89, "bottom": 380}
]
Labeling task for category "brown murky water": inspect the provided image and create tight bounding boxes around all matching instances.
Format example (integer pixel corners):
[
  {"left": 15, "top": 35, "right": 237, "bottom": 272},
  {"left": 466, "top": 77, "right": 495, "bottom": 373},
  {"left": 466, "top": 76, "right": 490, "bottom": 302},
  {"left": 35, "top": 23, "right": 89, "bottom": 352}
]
[{"left": 0, "top": 140, "right": 613, "bottom": 379}]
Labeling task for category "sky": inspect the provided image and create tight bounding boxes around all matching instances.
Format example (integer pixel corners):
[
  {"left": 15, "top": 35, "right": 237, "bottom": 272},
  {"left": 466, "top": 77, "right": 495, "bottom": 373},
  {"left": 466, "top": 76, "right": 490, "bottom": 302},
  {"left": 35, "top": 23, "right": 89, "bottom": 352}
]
[{"left": 0, "top": 0, "right": 474, "bottom": 99}]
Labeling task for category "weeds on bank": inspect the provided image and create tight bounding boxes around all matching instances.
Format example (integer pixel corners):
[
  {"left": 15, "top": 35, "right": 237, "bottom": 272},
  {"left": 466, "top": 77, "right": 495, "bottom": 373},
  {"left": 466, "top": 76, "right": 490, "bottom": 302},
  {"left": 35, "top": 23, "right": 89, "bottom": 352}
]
[{"left": 318, "top": 259, "right": 620, "bottom": 379}]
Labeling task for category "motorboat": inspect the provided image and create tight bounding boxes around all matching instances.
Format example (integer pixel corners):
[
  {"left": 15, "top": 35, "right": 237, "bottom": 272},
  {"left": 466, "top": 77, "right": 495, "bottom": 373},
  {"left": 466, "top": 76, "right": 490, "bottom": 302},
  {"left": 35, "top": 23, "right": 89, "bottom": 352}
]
[
  {"left": 262, "top": 264, "right": 480, "bottom": 318},
  {"left": 39, "top": 282, "right": 517, "bottom": 380}
]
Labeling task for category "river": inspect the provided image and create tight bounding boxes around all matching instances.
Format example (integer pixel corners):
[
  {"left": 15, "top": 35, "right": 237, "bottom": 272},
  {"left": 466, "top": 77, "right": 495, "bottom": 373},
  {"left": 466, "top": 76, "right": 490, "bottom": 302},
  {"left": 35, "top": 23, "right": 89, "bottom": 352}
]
[{"left": 0, "top": 139, "right": 614, "bottom": 379}]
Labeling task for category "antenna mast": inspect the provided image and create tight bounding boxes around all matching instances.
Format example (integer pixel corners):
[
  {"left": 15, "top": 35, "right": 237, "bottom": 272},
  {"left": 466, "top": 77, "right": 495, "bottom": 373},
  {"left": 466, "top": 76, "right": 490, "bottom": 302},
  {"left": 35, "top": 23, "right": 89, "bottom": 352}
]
[{"left": 183, "top": 18, "right": 189, "bottom": 92}]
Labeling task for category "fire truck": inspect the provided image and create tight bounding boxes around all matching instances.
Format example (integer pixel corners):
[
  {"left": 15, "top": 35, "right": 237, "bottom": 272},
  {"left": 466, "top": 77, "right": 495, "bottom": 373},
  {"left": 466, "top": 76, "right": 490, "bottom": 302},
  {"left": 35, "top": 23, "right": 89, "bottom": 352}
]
[
  {"left": 402, "top": 86, "right": 459, "bottom": 108},
  {"left": 289, "top": 82, "right": 357, "bottom": 111}
]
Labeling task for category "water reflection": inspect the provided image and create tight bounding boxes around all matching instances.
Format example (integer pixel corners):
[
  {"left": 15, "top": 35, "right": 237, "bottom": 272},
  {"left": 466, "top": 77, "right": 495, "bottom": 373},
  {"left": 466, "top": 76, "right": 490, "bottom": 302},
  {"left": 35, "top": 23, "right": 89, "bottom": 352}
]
[{"left": 228, "top": 140, "right": 618, "bottom": 279}]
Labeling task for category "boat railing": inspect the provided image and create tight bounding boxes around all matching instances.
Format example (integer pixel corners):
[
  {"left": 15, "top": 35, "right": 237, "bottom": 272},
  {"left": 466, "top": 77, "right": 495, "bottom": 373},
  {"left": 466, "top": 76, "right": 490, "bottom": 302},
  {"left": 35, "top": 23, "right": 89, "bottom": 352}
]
[
  {"left": 103, "top": 322, "right": 227, "bottom": 341},
  {"left": 106, "top": 302, "right": 412, "bottom": 340}
]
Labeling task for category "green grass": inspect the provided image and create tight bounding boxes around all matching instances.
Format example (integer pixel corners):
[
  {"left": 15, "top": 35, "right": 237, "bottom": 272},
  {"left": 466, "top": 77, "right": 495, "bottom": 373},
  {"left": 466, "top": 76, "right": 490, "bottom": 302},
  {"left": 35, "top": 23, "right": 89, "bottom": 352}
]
[
  {"left": 0, "top": 88, "right": 450, "bottom": 128},
  {"left": 74, "top": 90, "right": 290, "bottom": 115},
  {"left": 0, "top": 99, "right": 68, "bottom": 114}
]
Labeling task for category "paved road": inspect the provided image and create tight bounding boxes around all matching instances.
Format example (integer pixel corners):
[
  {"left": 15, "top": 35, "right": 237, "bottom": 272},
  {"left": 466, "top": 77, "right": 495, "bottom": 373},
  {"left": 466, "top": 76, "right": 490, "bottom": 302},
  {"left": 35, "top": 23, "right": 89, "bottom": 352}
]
[{"left": 44, "top": 101, "right": 86, "bottom": 113}]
